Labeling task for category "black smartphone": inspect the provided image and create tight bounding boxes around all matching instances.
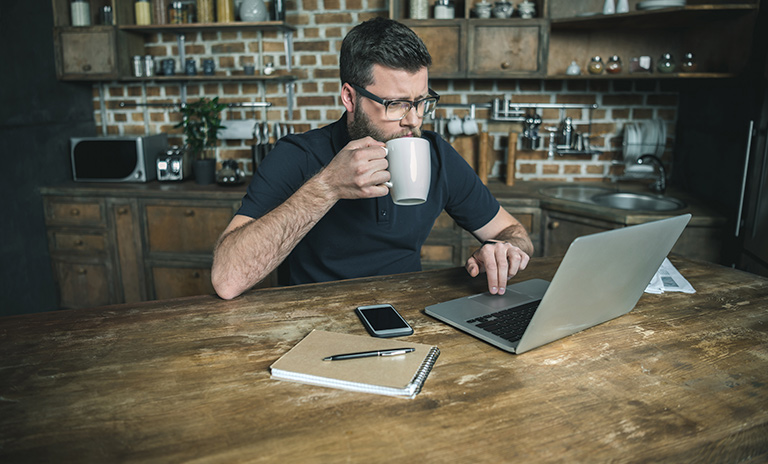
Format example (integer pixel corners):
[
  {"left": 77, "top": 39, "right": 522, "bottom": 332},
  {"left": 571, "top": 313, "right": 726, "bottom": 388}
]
[{"left": 355, "top": 304, "right": 414, "bottom": 338}]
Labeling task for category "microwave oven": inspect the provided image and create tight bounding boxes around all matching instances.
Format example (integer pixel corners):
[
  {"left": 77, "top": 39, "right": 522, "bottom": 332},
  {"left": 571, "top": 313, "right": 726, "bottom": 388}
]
[{"left": 70, "top": 134, "right": 168, "bottom": 182}]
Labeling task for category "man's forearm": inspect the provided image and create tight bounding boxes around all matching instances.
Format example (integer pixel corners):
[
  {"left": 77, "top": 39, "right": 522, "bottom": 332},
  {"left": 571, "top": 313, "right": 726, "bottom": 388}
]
[{"left": 211, "top": 176, "right": 337, "bottom": 299}]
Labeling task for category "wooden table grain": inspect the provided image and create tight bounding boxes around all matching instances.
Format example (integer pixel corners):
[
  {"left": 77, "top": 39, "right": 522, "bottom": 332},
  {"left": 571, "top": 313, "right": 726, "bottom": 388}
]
[{"left": 1, "top": 256, "right": 767, "bottom": 463}]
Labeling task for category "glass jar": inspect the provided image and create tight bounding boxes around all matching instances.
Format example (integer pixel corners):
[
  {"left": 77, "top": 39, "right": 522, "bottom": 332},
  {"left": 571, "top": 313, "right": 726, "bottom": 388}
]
[
  {"left": 197, "top": 0, "right": 214, "bottom": 23},
  {"left": 70, "top": 0, "right": 91, "bottom": 26},
  {"left": 606, "top": 55, "right": 622, "bottom": 74},
  {"left": 657, "top": 53, "right": 675, "bottom": 73},
  {"left": 681, "top": 52, "right": 698, "bottom": 72},
  {"left": 410, "top": 0, "right": 428, "bottom": 19},
  {"left": 587, "top": 56, "right": 604, "bottom": 75},
  {"left": 434, "top": 0, "right": 455, "bottom": 19},
  {"left": 135, "top": 0, "right": 152, "bottom": 25},
  {"left": 168, "top": 1, "right": 185, "bottom": 23},
  {"left": 217, "top": 0, "right": 235, "bottom": 22}
]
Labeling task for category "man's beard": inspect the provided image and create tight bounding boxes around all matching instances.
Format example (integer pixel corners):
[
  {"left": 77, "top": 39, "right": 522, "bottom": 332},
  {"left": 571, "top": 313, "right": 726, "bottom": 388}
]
[{"left": 348, "top": 105, "right": 421, "bottom": 142}]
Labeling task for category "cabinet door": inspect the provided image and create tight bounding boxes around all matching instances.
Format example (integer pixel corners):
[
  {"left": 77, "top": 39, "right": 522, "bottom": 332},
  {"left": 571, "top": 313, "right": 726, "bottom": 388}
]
[
  {"left": 145, "top": 203, "right": 235, "bottom": 254},
  {"left": 543, "top": 211, "right": 616, "bottom": 257},
  {"left": 468, "top": 21, "right": 546, "bottom": 77},
  {"left": 152, "top": 266, "right": 215, "bottom": 300},
  {"left": 405, "top": 20, "right": 466, "bottom": 78},
  {"left": 55, "top": 28, "right": 118, "bottom": 79}
]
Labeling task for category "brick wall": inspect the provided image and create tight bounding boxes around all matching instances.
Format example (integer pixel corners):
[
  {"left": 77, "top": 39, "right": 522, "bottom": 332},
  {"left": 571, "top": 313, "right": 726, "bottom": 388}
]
[{"left": 95, "top": 0, "right": 678, "bottom": 182}]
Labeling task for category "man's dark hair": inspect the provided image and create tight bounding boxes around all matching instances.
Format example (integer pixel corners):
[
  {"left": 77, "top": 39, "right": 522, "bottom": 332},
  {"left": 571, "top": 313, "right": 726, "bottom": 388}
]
[{"left": 340, "top": 17, "right": 432, "bottom": 87}]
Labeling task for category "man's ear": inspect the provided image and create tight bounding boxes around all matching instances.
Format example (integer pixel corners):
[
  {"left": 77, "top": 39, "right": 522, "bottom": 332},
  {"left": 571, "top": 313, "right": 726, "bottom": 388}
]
[{"left": 341, "top": 83, "right": 356, "bottom": 113}]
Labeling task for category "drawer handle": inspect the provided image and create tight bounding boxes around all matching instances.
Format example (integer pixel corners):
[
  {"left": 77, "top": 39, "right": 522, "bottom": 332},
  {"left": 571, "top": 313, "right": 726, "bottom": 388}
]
[
  {"left": 549, "top": 221, "right": 560, "bottom": 230},
  {"left": 77, "top": 268, "right": 87, "bottom": 275},
  {"left": 185, "top": 209, "right": 195, "bottom": 217},
  {"left": 501, "top": 62, "right": 510, "bottom": 69},
  {"left": 192, "top": 271, "right": 201, "bottom": 278},
  {"left": 74, "top": 240, "right": 84, "bottom": 247},
  {"left": 117, "top": 207, "right": 129, "bottom": 215},
  {"left": 82, "top": 64, "right": 92, "bottom": 72},
  {"left": 70, "top": 208, "right": 80, "bottom": 216}
]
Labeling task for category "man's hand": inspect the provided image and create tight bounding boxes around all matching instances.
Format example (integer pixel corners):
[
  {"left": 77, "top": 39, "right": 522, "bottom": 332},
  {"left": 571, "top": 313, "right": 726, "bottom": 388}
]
[
  {"left": 316, "top": 136, "right": 391, "bottom": 201},
  {"left": 466, "top": 241, "right": 530, "bottom": 295}
]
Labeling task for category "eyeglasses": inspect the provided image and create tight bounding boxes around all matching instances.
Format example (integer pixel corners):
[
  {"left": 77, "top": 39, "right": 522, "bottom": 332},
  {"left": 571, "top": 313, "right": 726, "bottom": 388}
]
[{"left": 349, "top": 83, "right": 440, "bottom": 121}]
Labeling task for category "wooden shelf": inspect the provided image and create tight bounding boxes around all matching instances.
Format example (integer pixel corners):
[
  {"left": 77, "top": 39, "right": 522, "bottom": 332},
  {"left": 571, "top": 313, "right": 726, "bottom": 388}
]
[
  {"left": 121, "top": 73, "right": 300, "bottom": 83},
  {"left": 551, "top": 4, "right": 758, "bottom": 30},
  {"left": 119, "top": 21, "right": 295, "bottom": 34},
  {"left": 546, "top": 72, "right": 739, "bottom": 79}
]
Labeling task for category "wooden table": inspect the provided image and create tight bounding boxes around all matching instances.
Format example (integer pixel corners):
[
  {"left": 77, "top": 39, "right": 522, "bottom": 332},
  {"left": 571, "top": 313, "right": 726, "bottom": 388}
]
[{"left": 1, "top": 256, "right": 767, "bottom": 462}]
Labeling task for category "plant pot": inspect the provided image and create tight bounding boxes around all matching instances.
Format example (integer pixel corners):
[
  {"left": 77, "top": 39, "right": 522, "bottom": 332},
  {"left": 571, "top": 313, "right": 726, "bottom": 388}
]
[{"left": 193, "top": 158, "right": 216, "bottom": 185}]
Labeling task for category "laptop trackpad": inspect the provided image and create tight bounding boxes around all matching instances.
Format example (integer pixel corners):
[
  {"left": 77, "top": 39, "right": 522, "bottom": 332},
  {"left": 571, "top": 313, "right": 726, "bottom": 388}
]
[{"left": 469, "top": 291, "right": 533, "bottom": 310}]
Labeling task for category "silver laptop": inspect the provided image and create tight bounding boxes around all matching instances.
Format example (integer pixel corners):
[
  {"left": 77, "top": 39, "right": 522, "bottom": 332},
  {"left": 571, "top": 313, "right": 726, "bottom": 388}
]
[{"left": 425, "top": 214, "right": 691, "bottom": 354}]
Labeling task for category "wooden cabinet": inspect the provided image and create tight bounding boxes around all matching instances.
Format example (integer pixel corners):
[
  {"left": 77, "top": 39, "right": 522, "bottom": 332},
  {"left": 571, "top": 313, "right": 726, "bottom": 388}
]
[
  {"left": 51, "top": 0, "right": 297, "bottom": 83},
  {"left": 420, "top": 204, "right": 542, "bottom": 270},
  {"left": 43, "top": 196, "right": 140, "bottom": 308},
  {"left": 42, "top": 184, "right": 248, "bottom": 308},
  {"left": 51, "top": 0, "right": 143, "bottom": 80},
  {"left": 542, "top": 209, "right": 723, "bottom": 262},
  {"left": 391, "top": 0, "right": 759, "bottom": 80}
]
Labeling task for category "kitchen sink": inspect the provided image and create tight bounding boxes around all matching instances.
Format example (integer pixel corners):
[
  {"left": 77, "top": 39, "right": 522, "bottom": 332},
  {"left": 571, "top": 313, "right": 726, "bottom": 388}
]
[
  {"left": 591, "top": 192, "right": 686, "bottom": 212},
  {"left": 540, "top": 185, "right": 686, "bottom": 212},
  {"left": 538, "top": 185, "right": 615, "bottom": 201}
]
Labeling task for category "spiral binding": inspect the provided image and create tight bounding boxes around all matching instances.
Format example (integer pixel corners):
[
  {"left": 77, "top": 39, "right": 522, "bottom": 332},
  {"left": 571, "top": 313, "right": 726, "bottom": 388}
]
[{"left": 409, "top": 347, "right": 441, "bottom": 396}]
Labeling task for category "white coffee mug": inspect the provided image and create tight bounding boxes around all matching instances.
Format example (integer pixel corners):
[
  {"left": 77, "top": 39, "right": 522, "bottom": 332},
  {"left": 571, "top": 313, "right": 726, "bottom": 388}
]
[
  {"left": 462, "top": 115, "right": 479, "bottom": 135},
  {"left": 447, "top": 115, "right": 464, "bottom": 136},
  {"left": 383, "top": 137, "right": 431, "bottom": 206}
]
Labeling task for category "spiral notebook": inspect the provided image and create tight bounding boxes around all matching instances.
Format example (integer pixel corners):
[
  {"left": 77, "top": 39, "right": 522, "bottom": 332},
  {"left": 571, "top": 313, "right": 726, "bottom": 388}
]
[{"left": 270, "top": 330, "right": 440, "bottom": 399}]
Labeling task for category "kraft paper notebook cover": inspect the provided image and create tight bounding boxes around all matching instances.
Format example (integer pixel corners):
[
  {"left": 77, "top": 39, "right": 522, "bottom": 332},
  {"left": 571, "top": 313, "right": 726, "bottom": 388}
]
[{"left": 270, "top": 330, "right": 440, "bottom": 399}]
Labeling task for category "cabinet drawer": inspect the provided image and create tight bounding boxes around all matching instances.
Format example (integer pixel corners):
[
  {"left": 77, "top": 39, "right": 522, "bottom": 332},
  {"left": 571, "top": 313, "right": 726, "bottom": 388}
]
[
  {"left": 152, "top": 266, "right": 215, "bottom": 300},
  {"left": 468, "top": 22, "right": 545, "bottom": 76},
  {"left": 51, "top": 231, "right": 107, "bottom": 253},
  {"left": 145, "top": 204, "right": 233, "bottom": 254},
  {"left": 45, "top": 198, "right": 105, "bottom": 227},
  {"left": 53, "top": 260, "right": 113, "bottom": 309}
]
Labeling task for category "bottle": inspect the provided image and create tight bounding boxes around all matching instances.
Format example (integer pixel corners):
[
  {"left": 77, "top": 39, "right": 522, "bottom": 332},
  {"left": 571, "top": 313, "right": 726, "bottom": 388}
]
[
  {"left": 681, "top": 52, "right": 698, "bottom": 72},
  {"left": 434, "top": 0, "right": 455, "bottom": 19},
  {"left": 273, "top": 0, "right": 285, "bottom": 21},
  {"left": 602, "top": 0, "right": 615, "bottom": 14},
  {"left": 606, "top": 55, "right": 622, "bottom": 74},
  {"left": 217, "top": 0, "right": 235, "bottom": 22},
  {"left": 135, "top": 0, "right": 152, "bottom": 25},
  {"left": 70, "top": 0, "right": 91, "bottom": 26},
  {"left": 657, "top": 53, "right": 675, "bottom": 73},
  {"left": 588, "top": 56, "right": 604, "bottom": 75}
]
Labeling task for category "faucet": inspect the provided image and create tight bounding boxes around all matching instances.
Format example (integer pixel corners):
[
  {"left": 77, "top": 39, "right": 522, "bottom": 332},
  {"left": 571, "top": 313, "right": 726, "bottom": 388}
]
[{"left": 637, "top": 155, "right": 666, "bottom": 194}]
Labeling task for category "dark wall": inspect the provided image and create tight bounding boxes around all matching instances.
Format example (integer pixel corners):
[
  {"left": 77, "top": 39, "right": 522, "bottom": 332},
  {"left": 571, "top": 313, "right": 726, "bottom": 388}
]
[{"left": 0, "top": 1, "right": 97, "bottom": 316}]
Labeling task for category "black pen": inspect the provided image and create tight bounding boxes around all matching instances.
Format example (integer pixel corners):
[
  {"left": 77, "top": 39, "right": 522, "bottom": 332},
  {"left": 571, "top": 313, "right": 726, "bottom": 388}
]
[{"left": 322, "top": 348, "right": 415, "bottom": 361}]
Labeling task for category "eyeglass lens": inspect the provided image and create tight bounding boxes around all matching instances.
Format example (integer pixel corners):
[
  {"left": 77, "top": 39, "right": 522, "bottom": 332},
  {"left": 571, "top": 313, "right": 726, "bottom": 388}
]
[{"left": 386, "top": 98, "right": 437, "bottom": 121}]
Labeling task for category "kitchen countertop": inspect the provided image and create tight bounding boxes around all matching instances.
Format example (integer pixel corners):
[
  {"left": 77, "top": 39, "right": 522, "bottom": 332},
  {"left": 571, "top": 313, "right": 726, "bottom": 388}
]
[
  {"left": 41, "top": 178, "right": 726, "bottom": 227},
  {"left": 1, "top": 256, "right": 765, "bottom": 462}
]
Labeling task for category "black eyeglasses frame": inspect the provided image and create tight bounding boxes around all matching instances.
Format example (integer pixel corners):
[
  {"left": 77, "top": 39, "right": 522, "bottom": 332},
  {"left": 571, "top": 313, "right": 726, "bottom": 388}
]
[{"left": 348, "top": 83, "right": 440, "bottom": 121}]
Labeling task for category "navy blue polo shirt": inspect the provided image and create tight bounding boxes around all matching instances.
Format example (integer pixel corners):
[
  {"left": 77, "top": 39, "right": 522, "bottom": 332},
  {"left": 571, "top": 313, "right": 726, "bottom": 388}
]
[{"left": 236, "top": 115, "right": 499, "bottom": 285}]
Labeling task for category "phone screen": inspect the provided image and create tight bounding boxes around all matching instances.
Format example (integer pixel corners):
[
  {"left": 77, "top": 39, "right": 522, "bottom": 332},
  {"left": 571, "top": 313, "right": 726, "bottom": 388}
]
[
  {"left": 356, "top": 304, "right": 413, "bottom": 337},
  {"left": 361, "top": 305, "right": 409, "bottom": 330}
]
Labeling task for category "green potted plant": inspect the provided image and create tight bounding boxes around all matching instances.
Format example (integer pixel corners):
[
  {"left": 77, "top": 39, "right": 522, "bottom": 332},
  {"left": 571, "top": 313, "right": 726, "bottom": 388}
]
[{"left": 175, "top": 97, "right": 227, "bottom": 185}]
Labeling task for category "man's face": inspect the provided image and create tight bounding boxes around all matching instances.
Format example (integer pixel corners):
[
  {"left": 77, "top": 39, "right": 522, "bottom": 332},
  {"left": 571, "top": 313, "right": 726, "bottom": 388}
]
[{"left": 347, "top": 64, "right": 430, "bottom": 142}]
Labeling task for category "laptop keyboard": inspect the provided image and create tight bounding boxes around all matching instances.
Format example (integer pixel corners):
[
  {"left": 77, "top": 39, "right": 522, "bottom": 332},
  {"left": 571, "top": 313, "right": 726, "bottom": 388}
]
[{"left": 466, "top": 299, "right": 542, "bottom": 342}]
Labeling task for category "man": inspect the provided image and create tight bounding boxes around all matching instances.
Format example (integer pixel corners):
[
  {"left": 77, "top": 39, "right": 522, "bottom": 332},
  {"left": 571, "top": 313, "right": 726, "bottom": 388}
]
[{"left": 211, "top": 17, "right": 533, "bottom": 300}]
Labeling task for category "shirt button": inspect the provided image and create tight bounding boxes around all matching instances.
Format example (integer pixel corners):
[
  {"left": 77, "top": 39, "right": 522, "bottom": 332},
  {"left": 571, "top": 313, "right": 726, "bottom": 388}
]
[{"left": 380, "top": 210, "right": 387, "bottom": 217}]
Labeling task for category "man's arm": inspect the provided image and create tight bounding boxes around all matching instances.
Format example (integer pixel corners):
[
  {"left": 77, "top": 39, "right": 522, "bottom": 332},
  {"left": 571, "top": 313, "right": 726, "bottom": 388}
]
[
  {"left": 465, "top": 206, "right": 534, "bottom": 295},
  {"left": 211, "top": 137, "right": 390, "bottom": 300}
]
